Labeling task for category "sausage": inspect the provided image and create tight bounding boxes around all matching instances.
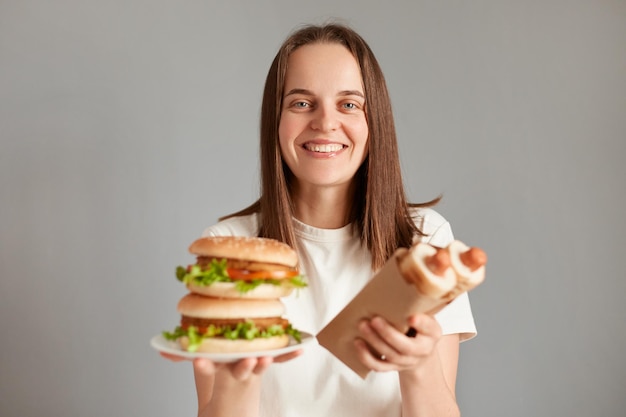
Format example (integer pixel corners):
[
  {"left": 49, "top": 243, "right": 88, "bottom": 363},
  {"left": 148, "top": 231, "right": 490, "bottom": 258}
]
[
  {"left": 459, "top": 247, "right": 488, "bottom": 272},
  {"left": 425, "top": 248, "right": 451, "bottom": 276}
]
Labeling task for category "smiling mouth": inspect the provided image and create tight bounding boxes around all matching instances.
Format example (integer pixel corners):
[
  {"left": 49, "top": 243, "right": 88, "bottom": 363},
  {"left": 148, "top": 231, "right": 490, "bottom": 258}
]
[{"left": 303, "top": 143, "right": 346, "bottom": 153}]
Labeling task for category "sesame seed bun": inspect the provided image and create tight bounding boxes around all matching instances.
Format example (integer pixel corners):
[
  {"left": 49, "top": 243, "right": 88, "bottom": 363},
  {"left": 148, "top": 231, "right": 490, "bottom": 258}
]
[{"left": 189, "top": 236, "right": 298, "bottom": 268}]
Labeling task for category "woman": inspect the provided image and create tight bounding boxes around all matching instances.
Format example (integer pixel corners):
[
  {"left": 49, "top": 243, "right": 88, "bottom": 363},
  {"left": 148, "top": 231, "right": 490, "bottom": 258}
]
[{"left": 165, "top": 23, "right": 476, "bottom": 417}]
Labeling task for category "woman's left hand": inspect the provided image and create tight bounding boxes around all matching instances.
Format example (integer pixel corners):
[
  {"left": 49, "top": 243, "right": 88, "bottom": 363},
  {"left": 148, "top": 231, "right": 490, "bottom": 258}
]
[{"left": 353, "top": 313, "right": 442, "bottom": 372}]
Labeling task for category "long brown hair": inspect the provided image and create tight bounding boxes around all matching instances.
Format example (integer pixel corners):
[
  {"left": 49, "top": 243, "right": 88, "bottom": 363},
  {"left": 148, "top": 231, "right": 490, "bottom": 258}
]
[{"left": 223, "top": 23, "right": 439, "bottom": 269}]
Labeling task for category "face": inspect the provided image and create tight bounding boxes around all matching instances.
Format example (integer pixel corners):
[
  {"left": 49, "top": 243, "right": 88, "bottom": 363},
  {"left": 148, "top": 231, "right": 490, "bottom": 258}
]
[{"left": 278, "top": 43, "right": 369, "bottom": 192}]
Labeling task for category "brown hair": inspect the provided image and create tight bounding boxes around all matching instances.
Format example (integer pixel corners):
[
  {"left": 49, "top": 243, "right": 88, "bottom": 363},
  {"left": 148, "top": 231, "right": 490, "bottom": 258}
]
[{"left": 223, "top": 23, "right": 439, "bottom": 269}]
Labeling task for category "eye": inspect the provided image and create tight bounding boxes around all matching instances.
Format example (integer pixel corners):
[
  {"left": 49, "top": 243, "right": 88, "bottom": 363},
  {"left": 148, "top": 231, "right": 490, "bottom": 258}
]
[
  {"left": 284, "top": 99, "right": 313, "bottom": 111},
  {"left": 341, "top": 101, "right": 363, "bottom": 111}
]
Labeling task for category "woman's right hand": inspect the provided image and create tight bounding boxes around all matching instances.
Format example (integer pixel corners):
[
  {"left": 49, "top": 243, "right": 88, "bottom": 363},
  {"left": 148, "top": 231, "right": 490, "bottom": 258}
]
[{"left": 161, "top": 349, "right": 303, "bottom": 416}]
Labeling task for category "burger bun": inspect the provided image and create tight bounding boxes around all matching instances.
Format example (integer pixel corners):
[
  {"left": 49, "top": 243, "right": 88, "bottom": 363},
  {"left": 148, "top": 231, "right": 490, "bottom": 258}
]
[
  {"left": 177, "top": 293, "right": 286, "bottom": 319},
  {"left": 189, "top": 236, "right": 298, "bottom": 268},
  {"left": 187, "top": 282, "right": 294, "bottom": 299}
]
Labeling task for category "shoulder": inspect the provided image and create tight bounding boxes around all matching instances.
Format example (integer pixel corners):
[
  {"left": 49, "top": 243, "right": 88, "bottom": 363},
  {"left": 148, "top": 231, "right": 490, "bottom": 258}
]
[
  {"left": 201, "top": 213, "right": 260, "bottom": 238},
  {"left": 410, "top": 207, "right": 454, "bottom": 247},
  {"left": 435, "top": 292, "right": 477, "bottom": 341}
]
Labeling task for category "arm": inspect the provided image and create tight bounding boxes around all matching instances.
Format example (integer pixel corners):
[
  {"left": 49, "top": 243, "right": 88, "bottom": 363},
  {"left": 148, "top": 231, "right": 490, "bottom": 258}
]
[
  {"left": 194, "top": 357, "right": 268, "bottom": 417},
  {"left": 398, "top": 332, "right": 460, "bottom": 417},
  {"left": 161, "top": 350, "right": 302, "bottom": 417},
  {"left": 354, "top": 314, "right": 461, "bottom": 417}
]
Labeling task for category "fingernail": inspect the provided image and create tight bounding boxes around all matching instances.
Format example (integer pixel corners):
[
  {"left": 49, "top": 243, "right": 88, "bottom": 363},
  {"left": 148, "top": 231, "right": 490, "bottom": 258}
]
[{"left": 371, "top": 316, "right": 384, "bottom": 328}]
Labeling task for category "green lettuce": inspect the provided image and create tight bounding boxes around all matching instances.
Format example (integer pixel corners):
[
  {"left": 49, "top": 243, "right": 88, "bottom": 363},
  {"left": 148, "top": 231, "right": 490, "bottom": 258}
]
[
  {"left": 163, "top": 322, "right": 302, "bottom": 352},
  {"left": 175, "top": 259, "right": 307, "bottom": 293}
]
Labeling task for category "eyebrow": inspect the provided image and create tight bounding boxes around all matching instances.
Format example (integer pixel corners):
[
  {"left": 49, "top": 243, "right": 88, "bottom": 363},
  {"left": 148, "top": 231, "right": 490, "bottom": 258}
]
[{"left": 284, "top": 88, "right": 365, "bottom": 98}]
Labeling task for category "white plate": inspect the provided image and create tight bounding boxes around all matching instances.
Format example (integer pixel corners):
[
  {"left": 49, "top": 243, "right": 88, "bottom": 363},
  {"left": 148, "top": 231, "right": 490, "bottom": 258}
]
[{"left": 150, "top": 332, "right": 316, "bottom": 362}]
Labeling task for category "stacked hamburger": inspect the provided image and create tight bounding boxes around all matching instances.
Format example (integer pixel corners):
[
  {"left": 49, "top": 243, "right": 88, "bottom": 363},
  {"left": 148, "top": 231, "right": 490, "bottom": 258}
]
[{"left": 163, "top": 236, "right": 307, "bottom": 353}]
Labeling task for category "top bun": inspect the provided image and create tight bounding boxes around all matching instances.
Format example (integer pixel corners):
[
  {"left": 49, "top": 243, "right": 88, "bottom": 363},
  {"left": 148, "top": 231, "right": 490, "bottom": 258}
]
[{"left": 189, "top": 236, "right": 298, "bottom": 268}]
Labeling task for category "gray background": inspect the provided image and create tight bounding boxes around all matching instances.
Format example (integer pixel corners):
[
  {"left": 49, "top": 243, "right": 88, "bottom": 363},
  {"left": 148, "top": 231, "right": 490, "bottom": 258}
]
[{"left": 1, "top": 1, "right": 625, "bottom": 416}]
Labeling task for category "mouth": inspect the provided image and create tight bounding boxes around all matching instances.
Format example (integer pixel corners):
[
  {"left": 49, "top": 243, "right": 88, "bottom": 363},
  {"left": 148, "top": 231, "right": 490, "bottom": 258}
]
[{"left": 302, "top": 143, "right": 346, "bottom": 153}]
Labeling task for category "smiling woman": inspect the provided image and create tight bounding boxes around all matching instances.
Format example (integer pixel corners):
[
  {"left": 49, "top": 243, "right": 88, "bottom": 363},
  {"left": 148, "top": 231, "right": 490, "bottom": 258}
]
[{"left": 162, "top": 23, "right": 475, "bottom": 417}]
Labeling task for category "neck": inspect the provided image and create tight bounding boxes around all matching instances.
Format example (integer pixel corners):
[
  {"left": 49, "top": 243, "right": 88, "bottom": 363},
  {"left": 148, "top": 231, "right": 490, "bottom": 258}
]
[{"left": 290, "top": 182, "right": 355, "bottom": 229}]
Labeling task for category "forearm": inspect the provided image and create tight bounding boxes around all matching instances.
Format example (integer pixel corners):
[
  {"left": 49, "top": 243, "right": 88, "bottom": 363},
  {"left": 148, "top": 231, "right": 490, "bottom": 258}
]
[
  {"left": 398, "top": 350, "right": 460, "bottom": 417},
  {"left": 196, "top": 368, "right": 262, "bottom": 417}
]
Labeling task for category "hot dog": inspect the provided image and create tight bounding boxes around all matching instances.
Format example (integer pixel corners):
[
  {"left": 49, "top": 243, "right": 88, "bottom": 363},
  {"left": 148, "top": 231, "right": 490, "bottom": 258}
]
[{"left": 397, "top": 239, "right": 487, "bottom": 303}]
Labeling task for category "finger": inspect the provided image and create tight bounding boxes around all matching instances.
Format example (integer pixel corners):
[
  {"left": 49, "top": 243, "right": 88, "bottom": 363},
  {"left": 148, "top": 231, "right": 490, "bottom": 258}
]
[
  {"left": 272, "top": 349, "right": 304, "bottom": 363},
  {"left": 407, "top": 314, "right": 442, "bottom": 340},
  {"left": 362, "top": 317, "right": 434, "bottom": 363},
  {"left": 192, "top": 358, "right": 218, "bottom": 376},
  {"left": 160, "top": 352, "right": 187, "bottom": 362},
  {"left": 252, "top": 356, "right": 273, "bottom": 375},
  {"left": 229, "top": 357, "right": 258, "bottom": 380},
  {"left": 357, "top": 318, "right": 403, "bottom": 364},
  {"left": 404, "top": 314, "right": 442, "bottom": 356},
  {"left": 353, "top": 338, "right": 395, "bottom": 372}
]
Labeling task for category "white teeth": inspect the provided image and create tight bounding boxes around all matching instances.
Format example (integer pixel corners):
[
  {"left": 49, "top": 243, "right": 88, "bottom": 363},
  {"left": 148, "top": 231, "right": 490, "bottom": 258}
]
[{"left": 304, "top": 143, "right": 344, "bottom": 153}]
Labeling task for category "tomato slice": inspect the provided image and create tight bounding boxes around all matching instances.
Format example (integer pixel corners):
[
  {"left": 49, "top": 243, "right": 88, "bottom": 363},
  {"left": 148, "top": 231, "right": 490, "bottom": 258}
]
[{"left": 226, "top": 268, "right": 299, "bottom": 280}]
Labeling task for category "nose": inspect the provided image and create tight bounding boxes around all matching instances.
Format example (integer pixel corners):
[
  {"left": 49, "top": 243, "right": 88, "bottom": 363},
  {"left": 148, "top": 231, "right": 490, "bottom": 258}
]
[{"left": 310, "top": 104, "right": 339, "bottom": 132}]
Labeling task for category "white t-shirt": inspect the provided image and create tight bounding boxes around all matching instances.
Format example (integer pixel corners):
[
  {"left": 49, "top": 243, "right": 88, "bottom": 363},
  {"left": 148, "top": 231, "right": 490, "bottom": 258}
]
[{"left": 202, "top": 208, "right": 476, "bottom": 417}]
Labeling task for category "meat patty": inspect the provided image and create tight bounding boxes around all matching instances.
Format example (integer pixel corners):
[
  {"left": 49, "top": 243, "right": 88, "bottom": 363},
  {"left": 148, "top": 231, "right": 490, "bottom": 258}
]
[
  {"left": 181, "top": 315, "right": 289, "bottom": 331},
  {"left": 196, "top": 256, "right": 294, "bottom": 272}
]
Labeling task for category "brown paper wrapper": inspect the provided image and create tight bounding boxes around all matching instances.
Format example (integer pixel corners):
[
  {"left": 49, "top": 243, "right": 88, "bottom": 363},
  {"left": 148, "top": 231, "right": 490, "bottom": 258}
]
[{"left": 315, "top": 249, "right": 453, "bottom": 379}]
